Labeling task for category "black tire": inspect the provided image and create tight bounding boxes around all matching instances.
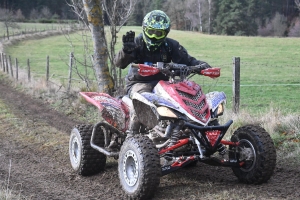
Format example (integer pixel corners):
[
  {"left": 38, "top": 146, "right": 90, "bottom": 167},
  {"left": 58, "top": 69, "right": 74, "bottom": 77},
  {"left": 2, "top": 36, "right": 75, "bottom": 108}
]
[
  {"left": 118, "top": 135, "right": 160, "bottom": 200},
  {"left": 230, "top": 125, "right": 276, "bottom": 184},
  {"left": 69, "top": 124, "right": 106, "bottom": 176}
]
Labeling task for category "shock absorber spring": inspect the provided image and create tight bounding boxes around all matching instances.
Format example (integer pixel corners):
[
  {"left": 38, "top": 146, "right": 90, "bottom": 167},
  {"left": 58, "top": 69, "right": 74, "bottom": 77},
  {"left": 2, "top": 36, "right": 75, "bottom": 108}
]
[{"left": 217, "top": 143, "right": 226, "bottom": 155}]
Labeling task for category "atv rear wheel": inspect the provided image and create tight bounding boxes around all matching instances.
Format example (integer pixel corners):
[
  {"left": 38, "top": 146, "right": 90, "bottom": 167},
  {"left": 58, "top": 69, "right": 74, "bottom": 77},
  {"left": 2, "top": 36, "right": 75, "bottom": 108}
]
[
  {"left": 230, "top": 125, "right": 276, "bottom": 184},
  {"left": 118, "top": 135, "right": 160, "bottom": 200},
  {"left": 69, "top": 124, "right": 106, "bottom": 176}
]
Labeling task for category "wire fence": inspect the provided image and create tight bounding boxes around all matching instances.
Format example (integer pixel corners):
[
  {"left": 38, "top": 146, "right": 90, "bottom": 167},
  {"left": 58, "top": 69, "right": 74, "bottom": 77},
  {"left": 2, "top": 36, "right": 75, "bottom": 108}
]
[
  {"left": 0, "top": 23, "right": 85, "bottom": 41},
  {"left": 0, "top": 49, "right": 299, "bottom": 114}
]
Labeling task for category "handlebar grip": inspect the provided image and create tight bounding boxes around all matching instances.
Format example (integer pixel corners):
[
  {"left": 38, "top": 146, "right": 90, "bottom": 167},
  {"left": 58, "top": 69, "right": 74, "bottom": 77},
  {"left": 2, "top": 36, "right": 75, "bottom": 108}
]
[{"left": 131, "top": 63, "right": 140, "bottom": 68}]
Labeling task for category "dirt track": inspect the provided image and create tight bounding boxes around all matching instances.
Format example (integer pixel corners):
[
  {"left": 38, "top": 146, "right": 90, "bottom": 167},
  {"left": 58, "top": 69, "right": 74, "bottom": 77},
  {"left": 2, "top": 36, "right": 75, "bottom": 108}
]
[{"left": 0, "top": 76, "right": 299, "bottom": 200}]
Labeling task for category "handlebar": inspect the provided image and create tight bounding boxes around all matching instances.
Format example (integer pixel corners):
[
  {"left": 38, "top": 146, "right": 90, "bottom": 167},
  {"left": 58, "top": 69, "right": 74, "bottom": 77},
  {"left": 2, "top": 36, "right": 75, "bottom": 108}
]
[{"left": 131, "top": 62, "right": 220, "bottom": 78}]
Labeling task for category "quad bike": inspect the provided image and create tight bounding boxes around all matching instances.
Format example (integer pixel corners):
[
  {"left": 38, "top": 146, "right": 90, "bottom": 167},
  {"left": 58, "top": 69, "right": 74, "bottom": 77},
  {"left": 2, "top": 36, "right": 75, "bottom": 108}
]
[{"left": 69, "top": 62, "right": 276, "bottom": 200}]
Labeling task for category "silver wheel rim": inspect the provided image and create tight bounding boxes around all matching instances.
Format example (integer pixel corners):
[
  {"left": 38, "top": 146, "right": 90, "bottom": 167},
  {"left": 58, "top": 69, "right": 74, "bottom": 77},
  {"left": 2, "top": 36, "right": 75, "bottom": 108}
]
[
  {"left": 71, "top": 136, "right": 80, "bottom": 164},
  {"left": 123, "top": 150, "right": 139, "bottom": 186},
  {"left": 238, "top": 139, "right": 256, "bottom": 172}
]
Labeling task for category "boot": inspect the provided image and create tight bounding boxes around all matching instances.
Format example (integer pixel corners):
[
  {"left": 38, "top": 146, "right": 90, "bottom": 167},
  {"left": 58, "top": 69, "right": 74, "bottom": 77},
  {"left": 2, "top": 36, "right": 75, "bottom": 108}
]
[
  {"left": 126, "top": 111, "right": 140, "bottom": 138},
  {"left": 167, "top": 124, "right": 182, "bottom": 148}
]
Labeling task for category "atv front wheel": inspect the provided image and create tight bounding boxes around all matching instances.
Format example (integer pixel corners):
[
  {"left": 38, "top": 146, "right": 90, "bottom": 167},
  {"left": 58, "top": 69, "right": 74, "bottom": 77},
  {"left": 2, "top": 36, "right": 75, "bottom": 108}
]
[
  {"left": 69, "top": 124, "right": 106, "bottom": 176},
  {"left": 118, "top": 135, "right": 160, "bottom": 199},
  {"left": 230, "top": 125, "right": 276, "bottom": 184}
]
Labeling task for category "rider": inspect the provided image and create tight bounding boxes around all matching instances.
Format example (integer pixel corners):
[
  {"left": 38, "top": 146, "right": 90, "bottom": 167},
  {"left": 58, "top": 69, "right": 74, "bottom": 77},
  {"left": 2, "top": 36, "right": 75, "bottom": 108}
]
[{"left": 114, "top": 10, "right": 211, "bottom": 140}]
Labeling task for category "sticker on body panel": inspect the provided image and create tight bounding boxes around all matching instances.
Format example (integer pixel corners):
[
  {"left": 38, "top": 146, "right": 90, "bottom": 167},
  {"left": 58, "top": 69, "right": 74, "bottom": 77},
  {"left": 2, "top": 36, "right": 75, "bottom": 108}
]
[{"left": 206, "top": 92, "right": 226, "bottom": 111}]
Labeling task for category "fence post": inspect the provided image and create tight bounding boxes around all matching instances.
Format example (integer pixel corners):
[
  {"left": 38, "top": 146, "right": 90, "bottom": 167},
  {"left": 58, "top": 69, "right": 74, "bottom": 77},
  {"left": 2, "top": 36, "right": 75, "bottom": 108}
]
[
  {"left": 27, "top": 58, "right": 31, "bottom": 82},
  {"left": 1, "top": 53, "right": 4, "bottom": 72},
  {"left": 0, "top": 53, "right": 2, "bottom": 70},
  {"left": 46, "top": 55, "right": 50, "bottom": 85},
  {"left": 15, "top": 58, "right": 18, "bottom": 81},
  {"left": 67, "top": 52, "right": 74, "bottom": 93},
  {"left": 232, "top": 57, "right": 240, "bottom": 114},
  {"left": 5, "top": 54, "right": 9, "bottom": 74},
  {"left": 9, "top": 55, "right": 13, "bottom": 78}
]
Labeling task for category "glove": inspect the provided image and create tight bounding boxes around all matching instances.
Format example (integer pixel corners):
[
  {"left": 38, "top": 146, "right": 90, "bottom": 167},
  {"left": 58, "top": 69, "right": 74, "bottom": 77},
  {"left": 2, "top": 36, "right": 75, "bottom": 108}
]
[
  {"left": 194, "top": 62, "right": 211, "bottom": 73},
  {"left": 197, "top": 62, "right": 211, "bottom": 70},
  {"left": 122, "top": 31, "right": 137, "bottom": 54}
]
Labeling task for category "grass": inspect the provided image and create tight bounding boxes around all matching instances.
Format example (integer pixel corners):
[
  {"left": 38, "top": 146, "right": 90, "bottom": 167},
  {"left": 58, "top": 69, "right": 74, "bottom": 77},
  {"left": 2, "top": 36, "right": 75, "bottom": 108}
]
[
  {"left": 0, "top": 102, "right": 22, "bottom": 200},
  {"left": 1, "top": 26, "right": 300, "bottom": 199},
  {"left": 0, "top": 160, "right": 22, "bottom": 200},
  {"left": 3, "top": 25, "right": 300, "bottom": 114}
]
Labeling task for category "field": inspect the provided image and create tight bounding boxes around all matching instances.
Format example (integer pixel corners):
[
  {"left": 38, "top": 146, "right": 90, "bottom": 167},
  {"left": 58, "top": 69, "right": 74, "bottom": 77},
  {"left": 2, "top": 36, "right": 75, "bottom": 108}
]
[
  {"left": 4, "top": 26, "right": 300, "bottom": 114},
  {"left": 0, "top": 26, "right": 300, "bottom": 199}
]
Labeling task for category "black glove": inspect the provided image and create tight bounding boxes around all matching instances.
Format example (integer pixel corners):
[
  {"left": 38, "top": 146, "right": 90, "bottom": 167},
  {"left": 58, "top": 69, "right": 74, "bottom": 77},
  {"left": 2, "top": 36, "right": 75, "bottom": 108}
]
[
  {"left": 122, "top": 31, "right": 137, "bottom": 54},
  {"left": 193, "top": 62, "right": 211, "bottom": 73},
  {"left": 197, "top": 62, "right": 211, "bottom": 69}
]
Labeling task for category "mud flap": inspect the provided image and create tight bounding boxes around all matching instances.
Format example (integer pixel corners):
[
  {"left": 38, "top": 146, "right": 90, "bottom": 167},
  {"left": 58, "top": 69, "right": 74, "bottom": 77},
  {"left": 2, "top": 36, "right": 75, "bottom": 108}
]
[{"left": 132, "top": 92, "right": 159, "bottom": 129}]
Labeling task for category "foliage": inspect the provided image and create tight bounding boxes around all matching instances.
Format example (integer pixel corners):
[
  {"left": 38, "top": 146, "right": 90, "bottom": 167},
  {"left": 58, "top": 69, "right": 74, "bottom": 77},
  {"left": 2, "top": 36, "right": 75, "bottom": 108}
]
[
  {"left": 258, "top": 12, "right": 288, "bottom": 37},
  {"left": 0, "top": 0, "right": 75, "bottom": 19},
  {"left": 214, "top": 0, "right": 258, "bottom": 36},
  {"left": 1, "top": 0, "right": 300, "bottom": 36},
  {"left": 288, "top": 17, "right": 300, "bottom": 37}
]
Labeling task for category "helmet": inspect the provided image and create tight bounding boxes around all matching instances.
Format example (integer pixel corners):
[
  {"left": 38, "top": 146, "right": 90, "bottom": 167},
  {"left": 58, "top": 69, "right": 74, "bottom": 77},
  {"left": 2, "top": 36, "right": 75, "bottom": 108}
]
[{"left": 142, "top": 10, "right": 171, "bottom": 51}]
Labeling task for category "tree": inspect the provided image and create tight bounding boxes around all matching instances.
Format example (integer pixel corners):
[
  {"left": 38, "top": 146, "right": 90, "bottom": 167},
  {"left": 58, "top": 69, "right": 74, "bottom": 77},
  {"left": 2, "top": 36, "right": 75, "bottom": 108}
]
[
  {"left": 288, "top": 17, "right": 300, "bottom": 36},
  {"left": 163, "top": 0, "right": 186, "bottom": 30},
  {"left": 296, "top": 0, "right": 300, "bottom": 12},
  {"left": 69, "top": 0, "right": 136, "bottom": 93},
  {"left": 0, "top": 8, "right": 20, "bottom": 40},
  {"left": 40, "top": 6, "right": 52, "bottom": 19},
  {"left": 15, "top": 9, "right": 25, "bottom": 22},
  {"left": 214, "top": 0, "right": 257, "bottom": 36},
  {"left": 198, "top": 0, "right": 203, "bottom": 32},
  {"left": 82, "top": 0, "right": 114, "bottom": 94},
  {"left": 103, "top": 0, "right": 137, "bottom": 91},
  {"left": 184, "top": 0, "right": 210, "bottom": 32},
  {"left": 208, "top": 0, "right": 212, "bottom": 34},
  {"left": 29, "top": 9, "right": 39, "bottom": 20},
  {"left": 127, "top": 1, "right": 152, "bottom": 26}
]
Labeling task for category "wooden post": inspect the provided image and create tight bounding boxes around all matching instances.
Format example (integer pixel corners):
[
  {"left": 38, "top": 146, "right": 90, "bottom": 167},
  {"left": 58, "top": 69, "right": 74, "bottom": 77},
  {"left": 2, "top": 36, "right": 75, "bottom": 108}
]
[
  {"left": 27, "top": 58, "right": 31, "bottom": 82},
  {"left": 232, "top": 57, "right": 240, "bottom": 114},
  {"left": 1, "top": 53, "right": 4, "bottom": 72},
  {"left": 9, "top": 55, "right": 13, "bottom": 77},
  {"left": 46, "top": 55, "right": 50, "bottom": 84},
  {"left": 15, "top": 58, "right": 18, "bottom": 81},
  {"left": 67, "top": 52, "right": 74, "bottom": 93},
  {"left": 0, "top": 53, "right": 2, "bottom": 70},
  {"left": 5, "top": 54, "right": 9, "bottom": 74}
]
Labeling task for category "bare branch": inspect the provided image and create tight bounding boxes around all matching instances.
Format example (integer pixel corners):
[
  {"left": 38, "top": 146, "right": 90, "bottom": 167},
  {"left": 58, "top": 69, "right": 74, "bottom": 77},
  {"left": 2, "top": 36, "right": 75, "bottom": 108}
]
[
  {"left": 0, "top": 8, "right": 20, "bottom": 39},
  {"left": 67, "top": 0, "right": 90, "bottom": 30},
  {"left": 295, "top": 0, "right": 300, "bottom": 11},
  {"left": 103, "top": 0, "right": 137, "bottom": 31}
]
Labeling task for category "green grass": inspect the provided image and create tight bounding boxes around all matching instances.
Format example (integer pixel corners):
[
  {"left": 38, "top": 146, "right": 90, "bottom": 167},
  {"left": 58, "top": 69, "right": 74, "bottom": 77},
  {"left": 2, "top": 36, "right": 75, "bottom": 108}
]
[{"left": 4, "top": 26, "right": 300, "bottom": 114}]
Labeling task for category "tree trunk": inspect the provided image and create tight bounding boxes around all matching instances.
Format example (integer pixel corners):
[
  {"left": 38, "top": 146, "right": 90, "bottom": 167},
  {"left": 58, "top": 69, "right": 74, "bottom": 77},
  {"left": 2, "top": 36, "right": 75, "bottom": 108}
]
[
  {"left": 5, "top": 24, "right": 9, "bottom": 40},
  {"left": 208, "top": 0, "right": 211, "bottom": 34},
  {"left": 198, "top": 0, "right": 202, "bottom": 32},
  {"left": 82, "top": 0, "right": 114, "bottom": 94}
]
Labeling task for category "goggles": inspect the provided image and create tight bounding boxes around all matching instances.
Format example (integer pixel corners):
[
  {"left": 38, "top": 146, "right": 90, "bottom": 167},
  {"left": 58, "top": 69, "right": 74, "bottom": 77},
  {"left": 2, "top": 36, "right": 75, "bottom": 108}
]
[{"left": 144, "top": 28, "right": 166, "bottom": 40}]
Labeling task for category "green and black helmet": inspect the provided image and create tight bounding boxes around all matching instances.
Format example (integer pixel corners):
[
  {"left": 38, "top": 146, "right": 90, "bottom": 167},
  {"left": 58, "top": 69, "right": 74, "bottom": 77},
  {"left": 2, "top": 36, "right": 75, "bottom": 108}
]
[{"left": 142, "top": 10, "right": 171, "bottom": 51}]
